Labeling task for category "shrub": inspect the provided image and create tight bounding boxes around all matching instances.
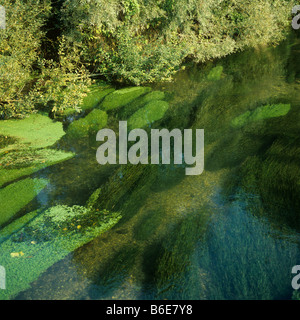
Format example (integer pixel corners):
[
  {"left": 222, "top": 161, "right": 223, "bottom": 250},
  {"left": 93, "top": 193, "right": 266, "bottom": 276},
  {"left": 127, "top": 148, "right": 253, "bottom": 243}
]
[{"left": 60, "top": 0, "right": 294, "bottom": 84}]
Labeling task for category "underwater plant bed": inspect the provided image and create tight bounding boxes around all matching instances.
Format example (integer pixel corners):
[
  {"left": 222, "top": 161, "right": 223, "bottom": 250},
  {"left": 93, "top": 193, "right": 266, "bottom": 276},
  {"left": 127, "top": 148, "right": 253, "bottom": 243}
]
[{"left": 0, "top": 205, "right": 121, "bottom": 299}]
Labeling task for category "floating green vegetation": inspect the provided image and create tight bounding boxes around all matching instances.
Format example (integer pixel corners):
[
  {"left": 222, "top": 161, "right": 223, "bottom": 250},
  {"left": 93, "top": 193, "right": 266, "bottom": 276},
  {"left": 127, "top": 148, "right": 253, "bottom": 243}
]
[
  {"left": 0, "top": 210, "right": 40, "bottom": 243},
  {"left": 0, "top": 205, "right": 121, "bottom": 299},
  {"left": 0, "top": 149, "right": 75, "bottom": 187},
  {"left": 0, "top": 178, "right": 49, "bottom": 226},
  {"left": 118, "top": 90, "right": 166, "bottom": 119},
  {"left": 207, "top": 66, "right": 223, "bottom": 81},
  {"left": 66, "top": 109, "right": 108, "bottom": 139},
  {"left": 101, "top": 87, "right": 151, "bottom": 111},
  {"left": 231, "top": 103, "right": 291, "bottom": 128},
  {"left": 0, "top": 114, "right": 66, "bottom": 151},
  {"left": 0, "top": 136, "right": 16, "bottom": 149},
  {"left": 127, "top": 100, "right": 169, "bottom": 129}
]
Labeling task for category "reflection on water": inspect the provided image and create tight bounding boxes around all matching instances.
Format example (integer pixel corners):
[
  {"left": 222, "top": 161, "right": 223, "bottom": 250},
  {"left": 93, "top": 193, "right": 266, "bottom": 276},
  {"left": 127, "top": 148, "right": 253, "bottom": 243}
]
[{"left": 15, "top": 34, "right": 300, "bottom": 300}]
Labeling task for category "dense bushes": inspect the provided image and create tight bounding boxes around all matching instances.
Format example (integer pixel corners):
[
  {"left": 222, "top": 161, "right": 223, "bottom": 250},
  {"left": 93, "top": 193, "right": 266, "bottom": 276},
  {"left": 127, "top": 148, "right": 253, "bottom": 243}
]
[
  {"left": 0, "top": 1, "right": 91, "bottom": 119},
  {"left": 0, "top": 0, "right": 295, "bottom": 119},
  {"left": 60, "top": 0, "right": 294, "bottom": 84}
]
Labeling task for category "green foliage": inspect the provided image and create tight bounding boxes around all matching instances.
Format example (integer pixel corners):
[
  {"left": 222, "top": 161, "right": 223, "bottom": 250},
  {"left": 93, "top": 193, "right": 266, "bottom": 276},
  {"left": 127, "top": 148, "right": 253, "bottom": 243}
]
[
  {"left": 0, "top": 2, "right": 91, "bottom": 119},
  {"left": 80, "top": 86, "right": 115, "bottom": 111},
  {"left": 231, "top": 104, "right": 291, "bottom": 128},
  {"left": 0, "top": 0, "right": 295, "bottom": 117},
  {"left": 0, "top": 205, "right": 121, "bottom": 299},
  {"left": 0, "top": 0, "right": 52, "bottom": 118},
  {"left": 27, "top": 41, "right": 92, "bottom": 116},
  {"left": 60, "top": 0, "right": 294, "bottom": 84},
  {"left": 127, "top": 100, "right": 169, "bottom": 129},
  {"left": 67, "top": 109, "right": 108, "bottom": 139},
  {"left": 0, "top": 113, "right": 74, "bottom": 186},
  {"left": 0, "top": 178, "right": 49, "bottom": 226},
  {"left": 55, "top": 84, "right": 115, "bottom": 119},
  {"left": 101, "top": 87, "right": 151, "bottom": 111}
]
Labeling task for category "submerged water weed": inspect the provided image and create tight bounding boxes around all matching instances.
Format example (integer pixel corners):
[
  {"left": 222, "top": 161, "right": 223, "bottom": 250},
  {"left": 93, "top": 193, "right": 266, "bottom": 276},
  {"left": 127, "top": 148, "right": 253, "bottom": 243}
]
[
  {"left": 231, "top": 103, "right": 291, "bottom": 128},
  {"left": 0, "top": 178, "right": 49, "bottom": 226},
  {"left": 0, "top": 149, "right": 75, "bottom": 187},
  {"left": 101, "top": 87, "right": 151, "bottom": 111},
  {"left": 118, "top": 91, "right": 166, "bottom": 119},
  {"left": 194, "top": 194, "right": 300, "bottom": 300},
  {"left": 66, "top": 109, "right": 108, "bottom": 139},
  {"left": 0, "top": 135, "right": 16, "bottom": 149},
  {"left": 0, "top": 205, "right": 121, "bottom": 299},
  {"left": 127, "top": 100, "right": 169, "bottom": 130},
  {"left": 207, "top": 66, "right": 224, "bottom": 81},
  {"left": 54, "top": 85, "right": 115, "bottom": 120}
]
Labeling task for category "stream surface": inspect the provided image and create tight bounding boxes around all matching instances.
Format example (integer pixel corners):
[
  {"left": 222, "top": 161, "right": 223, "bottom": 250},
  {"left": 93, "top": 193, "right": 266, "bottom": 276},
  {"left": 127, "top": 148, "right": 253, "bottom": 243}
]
[{"left": 14, "top": 35, "right": 300, "bottom": 300}]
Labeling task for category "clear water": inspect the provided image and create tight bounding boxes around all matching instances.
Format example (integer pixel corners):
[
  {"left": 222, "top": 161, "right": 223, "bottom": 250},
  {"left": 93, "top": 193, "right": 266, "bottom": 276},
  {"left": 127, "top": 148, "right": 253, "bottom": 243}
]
[{"left": 14, "top": 34, "right": 300, "bottom": 300}]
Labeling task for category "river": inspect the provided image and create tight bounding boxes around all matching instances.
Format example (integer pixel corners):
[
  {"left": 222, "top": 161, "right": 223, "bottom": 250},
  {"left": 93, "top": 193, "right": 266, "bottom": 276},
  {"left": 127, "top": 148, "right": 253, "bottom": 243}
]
[{"left": 14, "top": 34, "right": 300, "bottom": 300}]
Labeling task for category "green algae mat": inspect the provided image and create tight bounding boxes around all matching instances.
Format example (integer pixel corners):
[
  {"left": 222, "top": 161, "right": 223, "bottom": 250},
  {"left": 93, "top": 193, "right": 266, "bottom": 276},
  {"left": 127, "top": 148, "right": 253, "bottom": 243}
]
[
  {"left": 0, "top": 205, "right": 121, "bottom": 300},
  {"left": 0, "top": 114, "right": 66, "bottom": 151}
]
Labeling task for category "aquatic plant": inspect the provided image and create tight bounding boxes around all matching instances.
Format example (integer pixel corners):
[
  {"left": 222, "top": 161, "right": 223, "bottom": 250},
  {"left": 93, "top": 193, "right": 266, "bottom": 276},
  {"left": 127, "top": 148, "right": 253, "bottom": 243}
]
[
  {"left": 235, "top": 136, "right": 300, "bottom": 229},
  {"left": 0, "top": 178, "right": 49, "bottom": 226},
  {"left": 66, "top": 109, "right": 108, "bottom": 139},
  {"left": 0, "top": 205, "right": 121, "bottom": 299},
  {"left": 153, "top": 213, "right": 209, "bottom": 299},
  {"left": 127, "top": 100, "right": 169, "bottom": 130},
  {"left": 207, "top": 66, "right": 223, "bottom": 81},
  {"left": 101, "top": 87, "right": 151, "bottom": 111},
  {"left": 118, "top": 91, "right": 166, "bottom": 119},
  {"left": 0, "top": 149, "right": 75, "bottom": 187},
  {"left": 231, "top": 103, "right": 291, "bottom": 128},
  {"left": 80, "top": 85, "right": 115, "bottom": 111},
  {"left": 194, "top": 197, "right": 300, "bottom": 300},
  {"left": 0, "top": 114, "right": 66, "bottom": 151}
]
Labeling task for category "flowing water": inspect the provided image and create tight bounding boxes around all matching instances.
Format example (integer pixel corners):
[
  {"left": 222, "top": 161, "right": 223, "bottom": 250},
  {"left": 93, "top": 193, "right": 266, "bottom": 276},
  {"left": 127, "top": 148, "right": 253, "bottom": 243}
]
[{"left": 13, "top": 35, "right": 300, "bottom": 300}]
